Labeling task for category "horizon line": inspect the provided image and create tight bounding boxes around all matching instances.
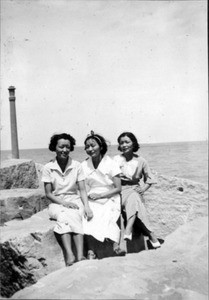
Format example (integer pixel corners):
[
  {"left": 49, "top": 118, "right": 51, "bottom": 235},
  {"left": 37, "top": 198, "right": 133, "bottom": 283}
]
[{"left": 1, "top": 139, "right": 208, "bottom": 152}]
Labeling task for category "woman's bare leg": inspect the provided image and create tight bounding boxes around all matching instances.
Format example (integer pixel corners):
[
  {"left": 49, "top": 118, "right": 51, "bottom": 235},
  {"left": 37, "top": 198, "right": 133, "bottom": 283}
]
[
  {"left": 125, "top": 214, "right": 137, "bottom": 236},
  {"left": 148, "top": 232, "right": 159, "bottom": 243},
  {"left": 135, "top": 219, "right": 159, "bottom": 243},
  {"left": 135, "top": 218, "right": 160, "bottom": 248},
  {"left": 73, "top": 233, "right": 84, "bottom": 261},
  {"left": 60, "top": 233, "right": 75, "bottom": 266}
]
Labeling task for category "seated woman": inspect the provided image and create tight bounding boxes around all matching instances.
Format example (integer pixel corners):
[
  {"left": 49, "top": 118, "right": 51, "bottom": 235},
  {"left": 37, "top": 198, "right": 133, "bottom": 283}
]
[
  {"left": 113, "top": 132, "right": 160, "bottom": 248},
  {"left": 82, "top": 131, "right": 126, "bottom": 258},
  {"left": 41, "top": 133, "right": 93, "bottom": 266}
]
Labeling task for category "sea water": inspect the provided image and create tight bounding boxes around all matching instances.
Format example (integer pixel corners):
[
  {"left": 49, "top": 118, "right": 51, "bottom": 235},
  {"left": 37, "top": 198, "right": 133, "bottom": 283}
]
[{"left": 1, "top": 141, "right": 208, "bottom": 185}]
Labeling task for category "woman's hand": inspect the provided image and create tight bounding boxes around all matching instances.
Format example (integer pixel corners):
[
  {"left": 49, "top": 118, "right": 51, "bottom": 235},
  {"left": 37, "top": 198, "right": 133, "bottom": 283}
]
[
  {"left": 84, "top": 206, "right": 93, "bottom": 221},
  {"left": 64, "top": 202, "right": 79, "bottom": 209},
  {"left": 134, "top": 186, "right": 145, "bottom": 195},
  {"left": 88, "top": 193, "right": 101, "bottom": 201},
  {"left": 134, "top": 183, "right": 151, "bottom": 195}
]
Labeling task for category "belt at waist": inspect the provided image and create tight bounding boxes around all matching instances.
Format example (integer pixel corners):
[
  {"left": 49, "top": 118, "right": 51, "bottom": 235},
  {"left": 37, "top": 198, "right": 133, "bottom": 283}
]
[{"left": 121, "top": 180, "right": 139, "bottom": 186}]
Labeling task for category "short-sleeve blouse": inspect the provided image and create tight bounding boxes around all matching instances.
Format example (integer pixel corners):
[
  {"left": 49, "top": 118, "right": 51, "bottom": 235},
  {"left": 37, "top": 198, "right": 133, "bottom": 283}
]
[
  {"left": 82, "top": 155, "right": 121, "bottom": 194},
  {"left": 113, "top": 154, "right": 156, "bottom": 185},
  {"left": 41, "top": 157, "right": 85, "bottom": 196}
]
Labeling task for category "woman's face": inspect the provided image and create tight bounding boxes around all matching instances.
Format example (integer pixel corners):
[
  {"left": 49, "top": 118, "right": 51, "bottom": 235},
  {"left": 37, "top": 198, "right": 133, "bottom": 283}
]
[
  {"left": 56, "top": 139, "right": 71, "bottom": 160},
  {"left": 119, "top": 136, "right": 134, "bottom": 154},
  {"left": 85, "top": 138, "right": 101, "bottom": 159}
]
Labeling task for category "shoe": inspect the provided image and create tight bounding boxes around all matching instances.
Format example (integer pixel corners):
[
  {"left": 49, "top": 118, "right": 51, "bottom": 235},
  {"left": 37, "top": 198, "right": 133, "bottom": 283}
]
[
  {"left": 77, "top": 256, "right": 87, "bottom": 262},
  {"left": 65, "top": 257, "right": 75, "bottom": 267},
  {"left": 66, "top": 258, "right": 75, "bottom": 267},
  {"left": 149, "top": 240, "right": 161, "bottom": 249},
  {"left": 87, "top": 250, "right": 97, "bottom": 260},
  {"left": 124, "top": 233, "right": 132, "bottom": 241},
  {"left": 113, "top": 247, "right": 126, "bottom": 256}
]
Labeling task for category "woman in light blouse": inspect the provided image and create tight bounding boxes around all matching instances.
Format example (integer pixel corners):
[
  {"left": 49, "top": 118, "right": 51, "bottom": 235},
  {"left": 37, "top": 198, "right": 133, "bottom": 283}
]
[
  {"left": 114, "top": 132, "right": 160, "bottom": 248},
  {"left": 42, "top": 133, "right": 93, "bottom": 266},
  {"left": 82, "top": 131, "right": 126, "bottom": 258}
]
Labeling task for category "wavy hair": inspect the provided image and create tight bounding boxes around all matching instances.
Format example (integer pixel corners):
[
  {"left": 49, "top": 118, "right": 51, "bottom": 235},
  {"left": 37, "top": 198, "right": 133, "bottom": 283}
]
[{"left": 48, "top": 133, "right": 76, "bottom": 152}]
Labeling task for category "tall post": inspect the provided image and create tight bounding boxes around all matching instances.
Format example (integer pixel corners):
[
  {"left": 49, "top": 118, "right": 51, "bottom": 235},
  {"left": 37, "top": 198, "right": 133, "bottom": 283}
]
[{"left": 8, "top": 86, "right": 19, "bottom": 158}]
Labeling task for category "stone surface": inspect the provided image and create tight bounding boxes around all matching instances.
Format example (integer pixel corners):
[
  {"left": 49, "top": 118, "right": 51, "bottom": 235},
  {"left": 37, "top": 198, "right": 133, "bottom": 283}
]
[
  {"left": 0, "top": 210, "right": 146, "bottom": 298},
  {"left": 35, "top": 163, "right": 44, "bottom": 189},
  {"left": 143, "top": 173, "right": 208, "bottom": 238},
  {"left": 11, "top": 217, "right": 208, "bottom": 299},
  {"left": 0, "top": 188, "right": 49, "bottom": 224},
  {"left": 0, "top": 210, "right": 65, "bottom": 298},
  {"left": 0, "top": 159, "right": 39, "bottom": 190},
  {"left": 0, "top": 173, "right": 208, "bottom": 298}
]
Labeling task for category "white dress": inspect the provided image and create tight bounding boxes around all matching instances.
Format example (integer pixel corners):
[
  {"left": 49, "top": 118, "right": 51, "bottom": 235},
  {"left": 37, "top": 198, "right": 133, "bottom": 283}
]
[
  {"left": 41, "top": 158, "right": 85, "bottom": 235},
  {"left": 82, "top": 155, "right": 121, "bottom": 243}
]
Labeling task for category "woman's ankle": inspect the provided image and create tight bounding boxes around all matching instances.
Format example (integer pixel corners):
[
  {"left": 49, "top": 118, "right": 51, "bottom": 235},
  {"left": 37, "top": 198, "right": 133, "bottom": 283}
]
[
  {"left": 149, "top": 232, "right": 158, "bottom": 242},
  {"left": 77, "top": 252, "right": 85, "bottom": 261},
  {"left": 65, "top": 254, "right": 75, "bottom": 266}
]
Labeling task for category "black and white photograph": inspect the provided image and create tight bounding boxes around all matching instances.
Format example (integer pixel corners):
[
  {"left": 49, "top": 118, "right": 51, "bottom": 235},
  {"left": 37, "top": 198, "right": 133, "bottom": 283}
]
[{"left": 0, "top": 0, "right": 208, "bottom": 299}]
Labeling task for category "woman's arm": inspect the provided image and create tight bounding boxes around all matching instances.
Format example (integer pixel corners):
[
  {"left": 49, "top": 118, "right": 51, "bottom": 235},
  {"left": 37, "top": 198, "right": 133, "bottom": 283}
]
[
  {"left": 44, "top": 182, "right": 64, "bottom": 205},
  {"left": 134, "top": 159, "right": 155, "bottom": 195},
  {"left": 88, "top": 175, "right": 122, "bottom": 200},
  {"left": 44, "top": 182, "right": 79, "bottom": 209},
  {"left": 78, "top": 180, "right": 93, "bottom": 220}
]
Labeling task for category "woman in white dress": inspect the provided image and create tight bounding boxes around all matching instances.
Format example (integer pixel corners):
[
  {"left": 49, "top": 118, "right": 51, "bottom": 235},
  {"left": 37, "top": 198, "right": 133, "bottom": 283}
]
[
  {"left": 82, "top": 131, "right": 126, "bottom": 258},
  {"left": 42, "top": 133, "right": 93, "bottom": 266},
  {"left": 114, "top": 132, "right": 161, "bottom": 248}
]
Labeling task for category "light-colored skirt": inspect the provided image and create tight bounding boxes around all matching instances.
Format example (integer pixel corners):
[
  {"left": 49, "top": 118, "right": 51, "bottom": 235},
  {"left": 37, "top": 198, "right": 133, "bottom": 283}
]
[
  {"left": 121, "top": 186, "right": 150, "bottom": 229},
  {"left": 83, "top": 195, "right": 121, "bottom": 243},
  {"left": 48, "top": 194, "right": 84, "bottom": 235}
]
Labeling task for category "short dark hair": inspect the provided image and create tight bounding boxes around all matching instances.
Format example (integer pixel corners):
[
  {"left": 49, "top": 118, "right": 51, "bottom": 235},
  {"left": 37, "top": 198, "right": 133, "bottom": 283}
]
[
  {"left": 49, "top": 133, "right": 76, "bottom": 152},
  {"left": 117, "top": 132, "right": 140, "bottom": 152},
  {"left": 84, "top": 133, "right": 108, "bottom": 156}
]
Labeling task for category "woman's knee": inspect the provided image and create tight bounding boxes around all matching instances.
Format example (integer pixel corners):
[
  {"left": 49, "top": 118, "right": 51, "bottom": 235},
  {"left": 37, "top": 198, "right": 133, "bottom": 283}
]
[{"left": 48, "top": 203, "right": 63, "bottom": 220}]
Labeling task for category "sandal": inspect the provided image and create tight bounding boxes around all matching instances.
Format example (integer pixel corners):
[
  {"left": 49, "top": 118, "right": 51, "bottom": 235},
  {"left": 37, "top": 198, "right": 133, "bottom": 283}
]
[
  {"left": 124, "top": 233, "right": 132, "bottom": 241},
  {"left": 113, "top": 247, "right": 126, "bottom": 256},
  {"left": 149, "top": 240, "right": 161, "bottom": 249},
  {"left": 149, "top": 232, "right": 161, "bottom": 249},
  {"left": 77, "top": 256, "right": 87, "bottom": 262},
  {"left": 66, "top": 257, "right": 75, "bottom": 267}
]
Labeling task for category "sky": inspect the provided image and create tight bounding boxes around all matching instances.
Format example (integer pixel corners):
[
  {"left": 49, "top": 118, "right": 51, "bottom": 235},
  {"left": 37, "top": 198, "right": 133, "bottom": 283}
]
[{"left": 0, "top": 0, "right": 208, "bottom": 150}]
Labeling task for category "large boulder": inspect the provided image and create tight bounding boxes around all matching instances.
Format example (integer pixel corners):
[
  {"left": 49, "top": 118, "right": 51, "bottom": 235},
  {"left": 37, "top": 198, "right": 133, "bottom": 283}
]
[
  {"left": 0, "top": 188, "right": 49, "bottom": 224},
  {"left": 11, "top": 216, "right": 208, "bottom": 299},
  {"left": 0, "top": 210, "right": 65, "bottom": 298},
  {"left": 0, "top": 210, "right": 146, "bottom": 298},
  {"left": 0, "top": 159, "right": 39, "bottom": 190},
  {"left": 0, "top": 173, "right": 208, "bottom": 298},
  {"left": 144, "top": 174, "right": 208, "bottom": 238}
]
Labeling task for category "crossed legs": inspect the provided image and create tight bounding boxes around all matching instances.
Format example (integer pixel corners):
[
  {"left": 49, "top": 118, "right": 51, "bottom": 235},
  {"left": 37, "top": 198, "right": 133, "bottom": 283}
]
[
  {"left": 124, "top": 213, "right": 137, "bottom": 239},
  {"left": 135, "top": 219, "right": 159, "bottom": 244},
  {"left": 122, "top": 190, "right": 159, "bottom": 245}
]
